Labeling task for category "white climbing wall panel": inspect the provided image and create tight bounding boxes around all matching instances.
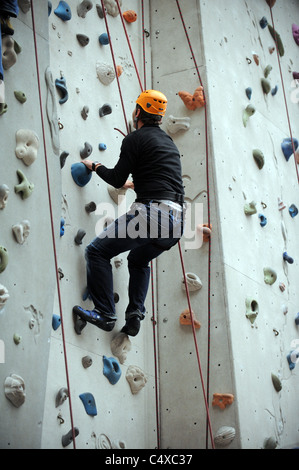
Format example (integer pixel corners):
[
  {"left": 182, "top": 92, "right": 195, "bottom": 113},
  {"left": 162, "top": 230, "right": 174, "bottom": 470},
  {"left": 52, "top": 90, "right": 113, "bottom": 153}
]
[
  {"left": 41, "top": 0, "right": 158, "bottom": 449},
  {"left": 152, "top": 0, "right": 299, "bottom": 449}
]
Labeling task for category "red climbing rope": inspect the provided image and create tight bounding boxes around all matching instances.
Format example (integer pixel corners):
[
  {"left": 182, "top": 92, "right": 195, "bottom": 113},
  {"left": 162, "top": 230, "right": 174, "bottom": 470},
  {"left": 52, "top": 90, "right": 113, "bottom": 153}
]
[
  {"left": 268, "top": 6, "right": 299, "bottom": 184},
  {"left": 175, "top": 0, "right": 214, "bottom": 448},
  {"left": 30, "top": 1, "right": 77, "bottom": 449}
]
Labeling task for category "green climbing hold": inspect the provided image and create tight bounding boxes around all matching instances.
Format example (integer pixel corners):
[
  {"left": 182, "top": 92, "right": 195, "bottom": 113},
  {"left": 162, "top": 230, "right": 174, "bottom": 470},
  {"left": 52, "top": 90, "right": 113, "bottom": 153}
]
[
  {"left": 14, "top": 169, "right": 34, "bottom": 199},
  {"left": 244, "top": 201, "right": 257, "bottom": 215},
  {"left": 261, "top": 78, "right": 271, "bottom": 94},
  {"left": 268, "top": 24, "right": 284, "bottom": 56},
  {"left": 264, "top": 65, "right": 272, "bottom": 78},
  {"left": 271, "top": 373, "right": 282, "bottom": 392},
  {"left": 242, "top": 104, "right": 255, "bottom": 127},
  {"left": 14, "top": 91, "right": 27, "bottom": 103}
]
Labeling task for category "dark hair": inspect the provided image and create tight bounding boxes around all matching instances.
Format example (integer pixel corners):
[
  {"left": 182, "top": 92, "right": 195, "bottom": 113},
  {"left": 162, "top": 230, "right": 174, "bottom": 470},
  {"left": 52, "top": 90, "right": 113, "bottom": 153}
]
[{"left": 136, "top": 104, "right": 162, "bottom": 125}]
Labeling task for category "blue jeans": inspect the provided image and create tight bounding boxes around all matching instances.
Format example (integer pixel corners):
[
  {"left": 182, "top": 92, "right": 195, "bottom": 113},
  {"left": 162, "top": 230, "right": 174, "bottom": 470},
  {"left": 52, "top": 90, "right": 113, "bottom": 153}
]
[{"left": 85, "top": 201, "right": 185, "bottom": 319}]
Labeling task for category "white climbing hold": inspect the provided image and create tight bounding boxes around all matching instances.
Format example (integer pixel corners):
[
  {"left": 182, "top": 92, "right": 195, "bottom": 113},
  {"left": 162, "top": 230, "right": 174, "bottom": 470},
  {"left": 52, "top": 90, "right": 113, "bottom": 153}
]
[{"left": 96, "top": 62, "right": 116, "bottom": 85}]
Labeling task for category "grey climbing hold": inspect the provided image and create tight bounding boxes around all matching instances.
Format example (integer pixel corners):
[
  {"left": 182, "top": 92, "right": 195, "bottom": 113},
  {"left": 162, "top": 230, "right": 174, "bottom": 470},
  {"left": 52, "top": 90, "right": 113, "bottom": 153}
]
[
  {"left": 80, "top": 142, "right": 93, "bottom": 159},
  {"left": 0, "top": 246, "right": 8, "bottom": 273},
  {"left": 82, "top": 355, "right": 93, "bottom": 368},
  {"left": 76, "top": 34, "right": 89, "bottom": 46},
  {"left": 81, "top": 105, "right": 89, "bottom": 119},
  {"left": 74, "top": 229, "right": 86, "bottom": 245},
  {"left": 60, "top": 151, "right": 69, "bottom": 168},
  {"left": 4, "top": 374, "right": 26, "bottom": 407},
  {"left": 271, "top": 373, "right": 282, "bottom": 392},
  {"left": 77, "top": 0, "right": 93, "bottom": 18},
  {"left": 264, "top": 65, "right": 272, "bottom": 78},
  {"left": 85, "top": 201, "right": 96, "bottom": 213},
  {"left": 0, "top": 184, "right": 9, "bottom": 209},
  {"left": 99, "top": 103, "right": 112, "bottom": 117},
  {"left": 242, "top": 104, "right": 255, "bottom": 127},
  {"left": 261, "top": 78, "right": 271, "bottom": 94},
  {"left": 55, "top": 387, "right": 69, "bottom": 407},
  {"left": 96, "top": 4, "right": 105, "bottom": 18},
  {"left": 62, "top": 428, "right": 79, "bottom": 447},
  {"left": 55, "top": 76, "right": 68, "bottom": 104},
  {"left": 252, "top": 149, "right": 264, "bottom": 169}
]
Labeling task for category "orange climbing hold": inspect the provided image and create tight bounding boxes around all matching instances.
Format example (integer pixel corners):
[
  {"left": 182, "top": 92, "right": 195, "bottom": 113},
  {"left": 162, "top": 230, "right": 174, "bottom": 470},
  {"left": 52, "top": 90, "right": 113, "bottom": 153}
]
[
  {"left": 123, "top": 10, "right": 137, "bottom": 23},
  {"left": 212, "top": 393, "right": 234, "bottom": 410},
  {"left": 197, "top": 223, "right": 212, "bottom": 242},
  {"left": 116, "top": 65, "right": 123, "bottom": 77},
  {"left": 179, "top": 309, "right": 201, "bottom": 329},
  {"left": 178, "top": 86, "right": 205, "bottom": 110}
]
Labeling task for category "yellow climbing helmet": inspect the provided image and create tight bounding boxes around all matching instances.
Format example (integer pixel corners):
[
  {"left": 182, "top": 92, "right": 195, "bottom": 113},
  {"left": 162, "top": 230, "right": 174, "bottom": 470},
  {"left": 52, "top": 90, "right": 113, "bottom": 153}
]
[{"left": 136, "top": 89, "right": 167, "bottom": 116}]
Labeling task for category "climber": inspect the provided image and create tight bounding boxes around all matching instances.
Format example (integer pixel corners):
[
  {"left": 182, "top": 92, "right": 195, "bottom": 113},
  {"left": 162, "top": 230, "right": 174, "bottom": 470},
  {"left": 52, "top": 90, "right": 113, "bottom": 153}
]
[
  {"left": 0, "top": 0, "right": 19, "bottom": 98},
  {"left": 73, "top": 89, "right": 185, "bottom": 336}
]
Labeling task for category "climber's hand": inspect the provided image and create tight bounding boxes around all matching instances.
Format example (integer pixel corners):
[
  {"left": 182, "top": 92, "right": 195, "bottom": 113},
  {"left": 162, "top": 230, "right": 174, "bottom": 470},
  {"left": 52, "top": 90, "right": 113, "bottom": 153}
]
[{"left": 122, "top": 180, "right": 134, "bottom": 190}]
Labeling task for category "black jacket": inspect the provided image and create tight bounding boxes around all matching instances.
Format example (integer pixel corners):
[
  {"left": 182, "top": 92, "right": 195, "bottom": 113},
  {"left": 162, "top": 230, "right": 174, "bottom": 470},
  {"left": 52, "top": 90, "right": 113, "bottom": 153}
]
[{"left": 96, "top": 124, "right": 185, "bottom": 203}]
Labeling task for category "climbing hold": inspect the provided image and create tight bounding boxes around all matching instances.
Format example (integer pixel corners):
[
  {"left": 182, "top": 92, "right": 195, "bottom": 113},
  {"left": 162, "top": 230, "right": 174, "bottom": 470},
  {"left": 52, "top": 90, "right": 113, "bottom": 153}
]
[
  {"left": 103, "top": 356, "right": 121, "bottom": 385},
  {"left": 103, "top": 0, "right": 122, "bottom": 17},
  {"left": 271, "top": 373, "right": 281, "bottom": 392},
  {"left": 116, "top": 65, "right": 123, "bottom": 77},
  {"left": 110, "top": 332, "right": 132, "bottom": 364},
  {"left": 54, "top": 1, "right": 72, "bottom": 21},
  {"left": 292, "top": 24, "right": 299, "bottom": 46},
  {"left": 287, "top": 349, "right": 299, "bottom": 370},
  {"left": 45, "top": 66, "right": 60, "bottom": 156},
  {"left": 182, "top": 272, "right": 202, "bottom": 292},
  {"left": 14, "top": 169, "right": 34, "bottom": 199},
  {"left": 259, "top": 16, "right": 268, "bottom": 29},
  {"left": 48, "top": 1, "right": 52, "bottom": 16},
  {"left": 252, "top": 52, "right": 259, "bottom": 65},
  {"left": 85, "top": 201, "right": 96, "bottom": 213},
  {"left": 245, "top": 87, "right": 252, "bottom": 100},
  {"left": 55, "top": 387, "right": 68, "bottom": 407},
  {"left": 289, "top": 204, "right": 298, "bottom": 218},
  {"left": 295, "top": 312, "right": 299, "bottom": 326},
  {"left": 74, "top": 229, "right": 86, "bottom": 245},
  {"left": 263, "top": 267, "right": 277, "bottom": 285},
  {"left": 14, "top": 91, "right": 27, "bottom": 103},
  {"left": 0, "top": 246, "right": 9, "bottom": 273},
  {"left": 212, "top": 393, "right": 234, "bottom": 410},
  {"left": 60, "top": 151, "right": 69, "bottom": 168},
  {"left": 278, "top": 197, "right": 286, "bottom": 211},
  {"left": 76, "top": 34, "right": 89, "bottom": 47},
  {"left": 179, "top": 308, "right": 201, "bottom": 329},
  {"left": 98, "top": 143, "right": 107, "bottom": 151},
  {"left": 214, "top": 426, "right": 236, "bottom": 448},
  {"left": 99, "top": 103, "right": 112, "bottom": 117},
  {"left": 96, "top": 4, "right": 105, "bottom": 18},
  {"left": 271, "top": 85, "right": 278, "bottom": 96},
  {"left": 0, "top": 284, "right": 9, "bottom": 312},
  {"left": 283, "top": 252, "right": 293, "bottom": 264},
  {"left": 261, "top": 78, "right": 271, "bottom": 94},
  {"left": 107, "top": 185, "right": 127, "bottom": 205},
  {"left": 19, "top": 0, "right": 31, "bottom": 13},
  {"left": 52, "top": 314, "right": 61, "bottom": 330},
  {"left": 263, "top": 437, "right": 277, "bottom": 449},
  {"left": 252, "top": 149, "right": 264, "bottom": 169},
  {"left": 258, "top": 214, "right": 267, "bottom": 227},
  {"left": 15, "top": 129, "right": 39, "bottom": 166},
  {"left": 166, "top": 115, "right": 191, "bottom": 134},
  {"left": 123, "top": 10, "right": 137, "bottom": 23},
  {"left": 13, "top": 333, "right": 21, "bottom": 345},
  {"left": 81, "top": 105, "right": 89, "bottom": 119},
  {"left": 0, "top": 103, "right": 8, "bottom": 116},
  {"left": 99, "top": 33, "right": 109, "bottom": 45},
  {"left": 82, "top": 355, "right": 93, "bottom": 368},
  {"left": 244, "top": 201, "right": 257, "bottom": 215},
  {"left": 73, "top": 313, "right": 87, "bottom": 335},
  {"left": 77, "top": 0, "right": 93, "bottom": 18},
  {"left": 79, "top": 392, "right": 97, "bottom": 416},
  {"left": 0, "top": 184, "right": 9, "bottom": 209},
  {"left": 4, "top": 374, "right": 26, "bottom": 407},
  {"left": 62, "top": 428, "right": 79, "bottom": 447},
  {"left": 80, "top": 141, "right": 93, "bottom": 159},
  {"left": 60, "top": 217, "right": 65, "bottom": 236},
  {"left": 279, "top": 282, "right": 286, "bottom": 292},
  {"left": 2, "top": 36, "right": 17, "bottom": 70},
  {"left": 12, "top": 219, "right": 30, "bottom": 244},
  {"left": 197, "top": 223, "right": 212, "bottom": 242},
  {"left": 281, "top": 137, "right": 298, "bottom": 161},
  {"left": 242, "top": 104, "right": 255, "bottom": 127},
  {"left": 55, "top": 76, "right": 68, "bottom": 104},
  {"left": 245, "top": 298, "right": 258, "bottom": 324},
  {"left": 126, "top": 365, "right": 147, "bottom": 394},
  {"left": 71, "top": 162, "right": 92, "bottom": 187},
  {"left": 178, "top": 86, "right": 205, "bottom": 110},
  {"left": 96, "top": 62, "right": 115, "bottom": 85},
  {"left": 264, "top": 65, "right": 272, "bottom": 78},
  {"left": 268, "top": 24, "right": 284, "bottom": 56}
]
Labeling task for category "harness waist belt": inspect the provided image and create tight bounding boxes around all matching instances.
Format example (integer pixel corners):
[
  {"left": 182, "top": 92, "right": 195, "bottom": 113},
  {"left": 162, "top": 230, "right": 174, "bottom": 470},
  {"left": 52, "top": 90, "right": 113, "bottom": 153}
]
[{"left": 136, "top": 192, "right": 184, "bottom": 204}]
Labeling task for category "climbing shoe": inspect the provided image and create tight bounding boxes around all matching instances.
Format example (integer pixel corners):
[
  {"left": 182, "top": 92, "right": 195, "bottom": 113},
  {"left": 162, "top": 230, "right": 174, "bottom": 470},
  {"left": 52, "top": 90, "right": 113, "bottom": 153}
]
[
  {"left": 121, "top": 310, "right": 144, "bottom": 337},
  {"left": 0, "top": 16, "right": 14, "bottom": 35},
  {"left": 73, "top": 305, "right": 115, "bottom": 332}
]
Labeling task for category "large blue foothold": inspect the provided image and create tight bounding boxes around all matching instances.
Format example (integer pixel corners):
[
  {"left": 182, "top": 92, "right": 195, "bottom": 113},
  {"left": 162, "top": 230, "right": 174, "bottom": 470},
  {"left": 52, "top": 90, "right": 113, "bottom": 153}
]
[
  {"left": 52, "top": 314, "right": 61, "bottom": 330},
  {"left": 103, "top": 356, "right": 121, "bottom": 385},
  {"left": 79, "top": 392, "right": 97, "bottom": 416},
  {"left": 54, "top": 1, "right": 72, "bottom": 21},
  {"left": 71, "top": 163, "right": 92, "bottom": 187},
  {"left": 281, "top": 137, "right": 298, "bottom": 161}
]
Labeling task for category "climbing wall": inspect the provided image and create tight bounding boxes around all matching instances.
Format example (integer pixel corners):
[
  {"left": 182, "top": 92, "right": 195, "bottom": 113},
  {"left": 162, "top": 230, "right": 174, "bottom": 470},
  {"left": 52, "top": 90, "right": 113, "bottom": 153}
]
[
  {"left": 40, "top": 0, "right": 158, "bottom": 449},
  {"left": 0, "top": 1, "right": 61, "bottom": 448},
  {"left": 152, "top": 0, "right": 299, "bottom": 449}
]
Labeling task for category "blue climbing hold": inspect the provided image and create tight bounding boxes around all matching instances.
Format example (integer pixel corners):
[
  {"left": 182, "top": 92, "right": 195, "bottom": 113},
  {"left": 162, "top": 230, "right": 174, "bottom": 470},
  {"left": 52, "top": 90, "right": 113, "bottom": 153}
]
[
  {"left": 54, "top": 1, "right": 72, "bottom": 21},
  {"left": 245, "top": 87, "right": 252, "bottom": 100},
  {"left": 79, "top": 392, "right": 97, "bottom": 416},
  {"left": 48, "top": 1, "right": 52, "bottom": 16},
  {"left": 281, "top": 137, "right": 298, "bottom": 161},
  {"left": 289, "top": 204, "right": 298, "bottom": 218},
  {"left": 259, "top": 16, "right": 268, "bottom": 29},
  {"left": 271, "top": 85, "right": 278, "bottom": 96},
  {"left": 71, "top": 163, "right": 92, "bottom": 187},
  {"left": 103, "top": 356, "right": 121, "bottom": 385},
  {"left": 99, "top": 33, "right": 109, "bottom": 45},
  {"left": 98, "top": 143, "right": 107, "bottom": 151},
  {"left": 283, "top": 251, "right": 294, "bottom": 264},
  {"left": 52, "top": 314, "right": 61, "bottom": 330},
  {"left": 55, "top": 77, "right": 68, "bottom": 104},
  {"left": 60, "top": 217, "right": 65, "bottom": 236},
  {"left": 258, "top": 214, "right": 267, "bottom": 227},
  {"left": 287, "top": 350, "right": 299, "bottom": 370}
]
